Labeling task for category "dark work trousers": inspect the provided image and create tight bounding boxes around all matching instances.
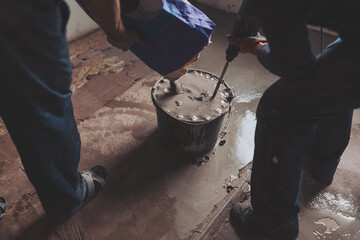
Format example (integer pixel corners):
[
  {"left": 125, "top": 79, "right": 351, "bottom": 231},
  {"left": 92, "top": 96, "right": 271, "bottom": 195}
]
[
  {"left": 0, "top": 0, "right": 86, "bottom": 224},
  {"left": 251, "top": 37, "right": 360, "bottom": 238}
]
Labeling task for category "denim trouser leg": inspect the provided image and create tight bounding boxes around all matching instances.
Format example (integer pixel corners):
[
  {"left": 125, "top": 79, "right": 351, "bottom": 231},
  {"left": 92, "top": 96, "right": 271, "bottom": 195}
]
[
  {"left": 250, "top": 37, "right": 360, "bottom": 238},
  {"left": 306, "top": 110, "right": 353, "bottom": 182},
  {"left": 0, "top": 0, "right": 86, "bottom": 224}
]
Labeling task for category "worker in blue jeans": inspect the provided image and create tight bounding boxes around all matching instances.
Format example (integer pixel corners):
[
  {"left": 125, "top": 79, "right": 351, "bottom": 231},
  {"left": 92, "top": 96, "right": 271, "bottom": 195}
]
[
  {"left": 0, "top": 0, "right": 141, "bottom": 224},
  {"left": 230, "top": 0, "right": 360, "bottom": 239}
]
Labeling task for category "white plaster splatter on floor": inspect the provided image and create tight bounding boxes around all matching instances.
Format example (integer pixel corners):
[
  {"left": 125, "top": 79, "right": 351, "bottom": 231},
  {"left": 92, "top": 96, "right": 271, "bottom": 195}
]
[
  {"left": 314, "top": 217, "right": 340, "bottom": 234},
  {"left": 235, "top": 92, "right": 262, "bottom": 103},
  {"left": 309, "top": 192, "right": 358, "bottom": 218},
  {"left": 235, "top": 110, "right": 257, "bottom": 165},
  {"left": 79, "top": 107, "right": 154, "bottom": 156}
]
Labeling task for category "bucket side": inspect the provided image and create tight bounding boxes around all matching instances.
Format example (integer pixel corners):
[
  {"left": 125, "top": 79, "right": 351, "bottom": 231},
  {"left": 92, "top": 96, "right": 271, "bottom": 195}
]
[{"left": 155, "top": 105, "right": 227, "bottom": 155}]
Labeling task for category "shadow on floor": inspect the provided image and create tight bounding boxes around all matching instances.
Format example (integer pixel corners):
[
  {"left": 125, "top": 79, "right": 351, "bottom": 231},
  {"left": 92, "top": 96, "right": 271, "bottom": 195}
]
[
  {"left": 13, "top": 216, "right": 53, "bottom": 240},
  {"left": 9, "top": 130, "right": 202, "bottom": 240},
  {"left": 105, "top": 130, "right": 200, "bottom": 201}
]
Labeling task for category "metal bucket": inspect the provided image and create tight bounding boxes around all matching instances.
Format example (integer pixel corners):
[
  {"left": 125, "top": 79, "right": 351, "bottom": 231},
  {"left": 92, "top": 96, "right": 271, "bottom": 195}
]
[{"left": 151, "top": 70, "right": 233, "bottom": 155}]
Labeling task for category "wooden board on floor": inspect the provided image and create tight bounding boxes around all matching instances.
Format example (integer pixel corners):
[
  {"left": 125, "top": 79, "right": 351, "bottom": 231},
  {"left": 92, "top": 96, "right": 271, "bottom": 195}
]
[{"left": 184, "top": 163, "right": 259, "bottom": 240}]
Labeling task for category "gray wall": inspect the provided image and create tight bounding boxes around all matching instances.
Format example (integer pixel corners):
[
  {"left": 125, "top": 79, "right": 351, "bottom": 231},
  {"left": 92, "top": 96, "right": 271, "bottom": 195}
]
[
  {"left": 65, "top": 0, "right": 99, "bottom": 41},
  {"left": 195, "top": 0, "right": 242, "bottom": 13}
]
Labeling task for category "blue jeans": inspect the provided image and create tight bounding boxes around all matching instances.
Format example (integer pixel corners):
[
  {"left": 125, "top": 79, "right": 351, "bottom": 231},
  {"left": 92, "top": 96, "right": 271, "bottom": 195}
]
[
  {"left": 251, "top": 37, "right": 360, "bottom": 238},
  {"left": 0, "top": 0, "right": 86, "bottom": 224}
]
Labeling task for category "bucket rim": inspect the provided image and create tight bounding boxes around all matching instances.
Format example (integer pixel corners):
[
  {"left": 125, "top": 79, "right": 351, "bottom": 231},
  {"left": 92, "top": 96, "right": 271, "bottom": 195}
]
[{"left": 151, "top": 69, "right": 234, "bottom": 125}]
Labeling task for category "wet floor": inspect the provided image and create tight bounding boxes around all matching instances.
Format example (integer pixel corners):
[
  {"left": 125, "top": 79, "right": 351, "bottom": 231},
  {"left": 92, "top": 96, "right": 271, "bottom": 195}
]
[
  {"left": 0, "top": 3, "right": 359, "bottom": 240},
  {"left": 299, "top": 167, "right": 360, "bottom": 240}
]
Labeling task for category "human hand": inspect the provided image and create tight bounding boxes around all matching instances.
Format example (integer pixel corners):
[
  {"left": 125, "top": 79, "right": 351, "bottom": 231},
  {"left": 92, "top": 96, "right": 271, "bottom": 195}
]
[
  {"left": 164, "top": 53, "right": 200, "bottom": 81},
  {"left": 229, "top": 33, "right": 267, "bottom": 54},
  {"left": 251, "top": 42, "right": 266, "bottom": 54},
  {"left": 107, "top": 30, "right": 146, "bottom": 51}
]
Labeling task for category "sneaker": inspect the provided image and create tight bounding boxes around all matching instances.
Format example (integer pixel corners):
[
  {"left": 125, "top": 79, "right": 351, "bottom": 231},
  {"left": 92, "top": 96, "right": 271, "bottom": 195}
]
[
  {"left": 80, "top": 165, "right": 108, "bottom": 208},
  {"left": 0, "top": 197, "right": 6, "bottom": 220}
]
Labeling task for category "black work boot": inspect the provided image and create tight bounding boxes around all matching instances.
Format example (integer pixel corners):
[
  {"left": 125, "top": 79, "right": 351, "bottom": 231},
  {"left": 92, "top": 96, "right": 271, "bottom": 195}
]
[
  {"left": 230, "top": 203, "right": 254, "bottom": 226},
  {"left": 230, "top": 203, "right": 298, "bottom": 240},
  {"left": 230, "top": 203, "right": 265, "bottom": 239}
]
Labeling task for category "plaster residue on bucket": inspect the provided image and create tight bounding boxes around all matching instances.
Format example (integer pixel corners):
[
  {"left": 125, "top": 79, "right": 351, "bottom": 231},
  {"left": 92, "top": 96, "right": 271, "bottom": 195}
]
[{"left": 152, "top": 70, "right": 232, "bottom": 123}]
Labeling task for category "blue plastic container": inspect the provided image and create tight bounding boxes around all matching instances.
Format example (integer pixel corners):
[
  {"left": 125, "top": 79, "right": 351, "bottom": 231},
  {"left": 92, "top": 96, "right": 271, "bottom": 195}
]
[{"left": 76, "top": 0, "right": 215, "bottom": 76}]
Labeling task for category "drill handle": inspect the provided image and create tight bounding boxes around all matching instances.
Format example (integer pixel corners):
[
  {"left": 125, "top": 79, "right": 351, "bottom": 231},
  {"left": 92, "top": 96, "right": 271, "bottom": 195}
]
[{"left": 226, "top": 43, "right": 241, "bottom": 62}]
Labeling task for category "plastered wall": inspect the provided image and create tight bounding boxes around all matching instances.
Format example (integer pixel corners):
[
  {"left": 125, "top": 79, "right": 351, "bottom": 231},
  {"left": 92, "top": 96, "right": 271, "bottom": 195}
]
[
  {"left": 65, "top": 0, "right": 99, "bottom": 42},
  {"left": 195, "top": 0, "right": 242, "bottom": 13}
]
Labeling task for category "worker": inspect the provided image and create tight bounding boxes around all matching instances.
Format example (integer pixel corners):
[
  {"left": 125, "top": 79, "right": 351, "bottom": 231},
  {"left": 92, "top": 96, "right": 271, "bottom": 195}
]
[
  {"left": 0, "top": 0, "right": 137, "bottom": 224},
  {"left": 230, "top": 0, "right": 360, "bottom": 239}
]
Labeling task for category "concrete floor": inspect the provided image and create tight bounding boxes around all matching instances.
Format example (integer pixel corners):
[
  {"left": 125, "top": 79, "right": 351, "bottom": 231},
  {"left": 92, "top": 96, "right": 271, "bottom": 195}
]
[{"left": 0, "top": 4, "right": 359, "bottom": 240}]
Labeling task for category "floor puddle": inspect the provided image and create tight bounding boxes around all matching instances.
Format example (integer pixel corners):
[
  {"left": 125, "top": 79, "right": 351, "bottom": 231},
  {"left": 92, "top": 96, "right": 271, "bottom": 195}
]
[
  {"left": 314, "top": 217, "right": 339, "bottom": 234},
  {"left": 299, "top": 208, "right": 360, "bottom": 239}
]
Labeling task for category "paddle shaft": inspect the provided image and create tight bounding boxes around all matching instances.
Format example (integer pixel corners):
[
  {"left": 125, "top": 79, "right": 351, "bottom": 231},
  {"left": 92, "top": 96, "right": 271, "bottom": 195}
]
[{"left": 211, "top": 61, "right": 229, "bottom": 99}]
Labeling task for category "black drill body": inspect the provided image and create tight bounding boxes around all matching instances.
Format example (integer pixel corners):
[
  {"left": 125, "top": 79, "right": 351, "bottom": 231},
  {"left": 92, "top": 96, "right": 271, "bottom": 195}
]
[{"left": 226, "top": 0, "right": 261, "bottom": 62}]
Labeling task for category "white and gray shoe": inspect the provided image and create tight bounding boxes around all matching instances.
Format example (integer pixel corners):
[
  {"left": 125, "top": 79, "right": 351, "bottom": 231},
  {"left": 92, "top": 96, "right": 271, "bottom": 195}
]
[{"left": 0, "top": 197, "right": 6, "bottom": 220}]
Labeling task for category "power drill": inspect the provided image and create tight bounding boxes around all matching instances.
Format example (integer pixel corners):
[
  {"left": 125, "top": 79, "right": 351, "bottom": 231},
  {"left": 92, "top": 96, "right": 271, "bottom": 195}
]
[
  {"left": 226, "top": 0, "right": 261, "bottom": 62},
  {"left": 212, "top": 0, "right": 262, "bottom": 98}
]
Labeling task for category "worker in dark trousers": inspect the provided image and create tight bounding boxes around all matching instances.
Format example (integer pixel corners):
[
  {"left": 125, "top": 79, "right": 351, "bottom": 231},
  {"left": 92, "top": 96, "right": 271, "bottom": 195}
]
[
  {"left": 230, "top": 0, "right": 360, "bottom": 239},
  {"left": 0, "top": 0, "right": 139, "bottom": 224}
]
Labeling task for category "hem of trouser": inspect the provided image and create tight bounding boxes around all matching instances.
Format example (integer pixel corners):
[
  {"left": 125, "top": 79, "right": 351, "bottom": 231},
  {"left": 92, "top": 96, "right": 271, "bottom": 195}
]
[{"left": 51, "top": 176, "right": 87, "bottom": 225}]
